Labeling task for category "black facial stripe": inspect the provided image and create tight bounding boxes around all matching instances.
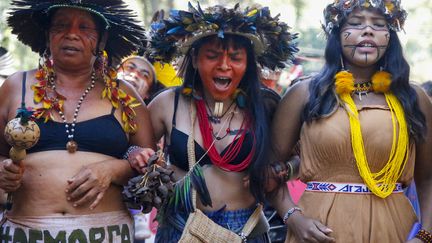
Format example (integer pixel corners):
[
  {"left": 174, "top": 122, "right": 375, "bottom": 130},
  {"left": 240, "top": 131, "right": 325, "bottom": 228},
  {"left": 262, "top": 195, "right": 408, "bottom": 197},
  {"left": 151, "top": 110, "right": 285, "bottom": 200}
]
[
  {"left": 350, "top": 47, "right": 356, "bottom": 58},
  {"left": 343, "top": 31, "right": 352, "bottom": 40},
  {"left": 341, "top": 25, "right": 388, "bottom": 32},
  {"left": 346, "top": 45, "right": 384, "bottom": 63}
]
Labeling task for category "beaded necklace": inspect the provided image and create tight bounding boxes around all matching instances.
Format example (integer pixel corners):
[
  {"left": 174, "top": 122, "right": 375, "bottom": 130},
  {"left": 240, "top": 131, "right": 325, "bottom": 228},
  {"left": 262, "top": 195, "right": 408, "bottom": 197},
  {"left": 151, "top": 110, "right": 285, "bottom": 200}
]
[
  {"left": 32, "top": 54, "right": 141, "bottom": 147},
  {"left": 353, "top": 81, "right": 372, "bottom": 100},
  {"left": 195, "top": 98, "right": 255, "bottom": 172},
  {"left": 52, "top": 72, "right": 96, "bottom": 153},
  {"left": 205, "top": 99, "right": 235, "bottom": 124},
  {"left": 334, "top": 70, "right": 409, "bottom": 198}
]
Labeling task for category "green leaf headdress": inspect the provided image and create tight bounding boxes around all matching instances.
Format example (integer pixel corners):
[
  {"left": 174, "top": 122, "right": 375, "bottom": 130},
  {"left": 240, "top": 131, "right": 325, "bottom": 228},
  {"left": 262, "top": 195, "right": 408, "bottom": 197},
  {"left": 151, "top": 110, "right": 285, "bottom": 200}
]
[
  {"left": 147, "top": 2, "right": 298, "bottom": 70},
  {"left": 323, "top": 0, "right": 407, "bottom": 35}
]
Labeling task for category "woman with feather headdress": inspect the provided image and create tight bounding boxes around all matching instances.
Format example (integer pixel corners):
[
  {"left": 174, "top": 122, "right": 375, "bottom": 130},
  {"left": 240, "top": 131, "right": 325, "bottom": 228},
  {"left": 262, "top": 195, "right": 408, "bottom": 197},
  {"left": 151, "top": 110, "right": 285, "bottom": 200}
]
[{"left": 128, "top": 2, "right": 299, "bottom": 242}]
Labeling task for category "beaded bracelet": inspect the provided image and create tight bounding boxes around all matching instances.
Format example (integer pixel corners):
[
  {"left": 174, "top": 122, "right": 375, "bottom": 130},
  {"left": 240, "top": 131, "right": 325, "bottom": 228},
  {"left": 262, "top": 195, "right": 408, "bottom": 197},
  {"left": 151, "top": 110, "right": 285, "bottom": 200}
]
[
  {"left": 416, "top": 229, "right": 432, "bottom": 243},
  {"left": 123, "top": 145, "right": 143, "bottom": 160},
  {"left": 283, "top": 206, "right": 302, "bottom": 224}
]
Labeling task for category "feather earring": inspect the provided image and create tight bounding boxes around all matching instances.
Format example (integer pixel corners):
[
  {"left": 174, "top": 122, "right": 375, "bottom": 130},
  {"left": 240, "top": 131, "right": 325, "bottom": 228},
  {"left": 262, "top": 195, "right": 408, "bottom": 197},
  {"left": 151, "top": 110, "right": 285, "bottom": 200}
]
[{"left": 232, "top": 88, "right": 247, "bottom": 108}]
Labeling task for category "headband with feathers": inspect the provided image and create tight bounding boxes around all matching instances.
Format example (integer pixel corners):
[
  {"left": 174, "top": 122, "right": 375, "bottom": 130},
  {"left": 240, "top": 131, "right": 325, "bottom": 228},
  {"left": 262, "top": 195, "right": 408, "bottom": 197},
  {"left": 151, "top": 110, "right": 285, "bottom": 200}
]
[
  {"left": 7, "top": 0, "right": 146, "bottom": 63},
  {"left": 323, "top": 0, "right": 407, "bottom": 35},
  {"left": 147, "top": 2, "right": 298, "bottom": 70}
]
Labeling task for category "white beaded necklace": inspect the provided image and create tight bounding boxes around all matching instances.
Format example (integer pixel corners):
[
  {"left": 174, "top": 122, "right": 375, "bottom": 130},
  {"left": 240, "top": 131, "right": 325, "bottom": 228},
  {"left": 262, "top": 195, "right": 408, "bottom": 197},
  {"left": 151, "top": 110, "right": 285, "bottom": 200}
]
[{"left": 51, "top": 71, "right": 96, "bottom": 153}]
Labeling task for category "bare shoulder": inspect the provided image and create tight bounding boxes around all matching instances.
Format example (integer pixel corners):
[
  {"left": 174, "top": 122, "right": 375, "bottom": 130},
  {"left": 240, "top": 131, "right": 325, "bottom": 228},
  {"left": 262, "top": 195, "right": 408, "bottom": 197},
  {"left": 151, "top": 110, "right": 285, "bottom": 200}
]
[
  {"left": 412, "top": 83, "right": 432, "bottom": 112},
  {"left": 149, "top": 87, "right": 177, "bottom": 118},
  {"left": 1, "top": 71, "right": 32, "bottom": 91},
  {"left": 0, "top": 70, "right": 37, "bottom": 109},
  {"left": 280, "top": 77, "right": 311, "bottom": 107},
  {"left": 149, "top": 88, "right": 177, "bottom": 108}
]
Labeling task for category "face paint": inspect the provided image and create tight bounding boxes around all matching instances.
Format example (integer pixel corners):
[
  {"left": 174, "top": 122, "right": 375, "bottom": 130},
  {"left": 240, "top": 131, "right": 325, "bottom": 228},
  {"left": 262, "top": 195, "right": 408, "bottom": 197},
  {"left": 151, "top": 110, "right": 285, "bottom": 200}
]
[
  {"left": 49, "top": 8, "right": 99, "bottom": 68},
  {"left": 195, "top": 39, "right": 247, "bottom": 101},
  {"left": 118, "top": 58, "right": 154, "bottom": 98},
  {"left": 340, "top": 8, "right": 390, "bottom": 67}
]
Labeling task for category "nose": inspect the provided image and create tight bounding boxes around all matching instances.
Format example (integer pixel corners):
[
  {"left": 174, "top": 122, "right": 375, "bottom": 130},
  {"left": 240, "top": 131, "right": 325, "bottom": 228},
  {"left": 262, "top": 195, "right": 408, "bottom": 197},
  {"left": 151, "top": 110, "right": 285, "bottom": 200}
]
[
  {"left": 65, "top": 23, "right": 80, "bottom": 39},
  {"left": 218, "top": 52, "right": 231, "bottom": 71},
  {"left": 361, "top": 25, "right": 375, "bottom": 37}
]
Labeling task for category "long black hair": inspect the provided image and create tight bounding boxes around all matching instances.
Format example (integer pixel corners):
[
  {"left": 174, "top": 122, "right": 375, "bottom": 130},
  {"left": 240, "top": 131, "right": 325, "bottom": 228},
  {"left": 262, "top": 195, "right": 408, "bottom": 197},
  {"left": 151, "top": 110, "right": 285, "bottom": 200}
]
[
  {"left": 303, "top": 25, "right": 426, "bottom": 142},
  {"left": 178, "top": 34, "right": 270, "bottom": 202}
]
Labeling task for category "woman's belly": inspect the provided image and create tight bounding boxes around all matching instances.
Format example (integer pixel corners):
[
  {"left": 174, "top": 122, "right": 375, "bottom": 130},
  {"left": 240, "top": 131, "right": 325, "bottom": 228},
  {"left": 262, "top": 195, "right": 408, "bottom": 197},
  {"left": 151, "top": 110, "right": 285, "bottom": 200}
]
[
  {"left": 196, "top": 165, "right": 255, "bottom": 211},
  {"left": 8, "top": 150, "right": 127, "bottom": 216}
]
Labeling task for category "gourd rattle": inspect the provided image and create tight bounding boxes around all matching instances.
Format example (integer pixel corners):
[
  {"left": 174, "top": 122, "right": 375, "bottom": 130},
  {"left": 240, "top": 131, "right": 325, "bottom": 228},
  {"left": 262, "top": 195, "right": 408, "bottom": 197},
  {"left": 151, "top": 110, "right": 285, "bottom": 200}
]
[{"left": 3, "top": 107, "right": 40, "bottom": 209}]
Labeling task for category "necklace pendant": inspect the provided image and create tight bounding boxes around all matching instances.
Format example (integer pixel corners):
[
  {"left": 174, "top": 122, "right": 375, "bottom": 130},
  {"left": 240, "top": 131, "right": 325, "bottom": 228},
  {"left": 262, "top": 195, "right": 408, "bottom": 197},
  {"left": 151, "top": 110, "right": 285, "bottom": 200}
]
[
  {"left": 209, "top": 115, "right": 221, "bottom": 124},
  {"left": 356, "top": 91, "right": 369, "bottom": 101},
  {"left": 214, "top": 102, "right": 224, "bottom": 117},
  {"left": 66, "top": 140, "right": 78, "bottom": 153}
]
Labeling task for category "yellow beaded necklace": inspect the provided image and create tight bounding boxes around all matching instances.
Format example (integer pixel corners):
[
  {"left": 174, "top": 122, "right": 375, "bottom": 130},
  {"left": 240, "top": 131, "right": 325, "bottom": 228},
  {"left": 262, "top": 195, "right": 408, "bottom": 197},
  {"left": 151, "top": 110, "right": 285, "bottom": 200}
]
[{"left": 334, "top": 70, "right": 409, "bottom": 198}]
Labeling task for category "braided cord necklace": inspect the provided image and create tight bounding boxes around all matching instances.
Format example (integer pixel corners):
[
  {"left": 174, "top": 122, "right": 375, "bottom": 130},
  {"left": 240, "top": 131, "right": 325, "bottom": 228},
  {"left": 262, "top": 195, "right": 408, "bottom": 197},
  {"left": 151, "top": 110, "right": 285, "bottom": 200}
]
[{"left": 335, "top": 70, "right": 409, "bottom": 198}]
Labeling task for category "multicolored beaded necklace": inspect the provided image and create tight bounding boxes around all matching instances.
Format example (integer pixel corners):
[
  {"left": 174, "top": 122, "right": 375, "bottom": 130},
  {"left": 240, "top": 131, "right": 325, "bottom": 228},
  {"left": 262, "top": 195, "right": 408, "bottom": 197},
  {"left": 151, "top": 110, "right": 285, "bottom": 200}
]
[{"left": 353, "top": 81, "right": 372, "bottom": 100}]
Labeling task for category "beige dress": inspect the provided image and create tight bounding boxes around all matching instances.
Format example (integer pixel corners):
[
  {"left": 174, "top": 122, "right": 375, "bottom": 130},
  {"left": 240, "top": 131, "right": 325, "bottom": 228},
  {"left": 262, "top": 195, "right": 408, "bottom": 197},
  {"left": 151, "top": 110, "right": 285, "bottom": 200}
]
[{"left": 287, "top": 105, "right": 417, "bottom": 243}]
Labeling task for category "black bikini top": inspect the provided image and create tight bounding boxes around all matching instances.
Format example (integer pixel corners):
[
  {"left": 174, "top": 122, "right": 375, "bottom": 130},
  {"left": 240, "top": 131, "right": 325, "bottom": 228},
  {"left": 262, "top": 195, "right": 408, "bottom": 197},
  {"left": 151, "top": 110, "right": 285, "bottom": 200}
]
[
  {"left": 167, "top": 89, "right": 253, "bottom": 171},
  {"left": 18, "top": 72, "right": 129, "bottom": 158}
]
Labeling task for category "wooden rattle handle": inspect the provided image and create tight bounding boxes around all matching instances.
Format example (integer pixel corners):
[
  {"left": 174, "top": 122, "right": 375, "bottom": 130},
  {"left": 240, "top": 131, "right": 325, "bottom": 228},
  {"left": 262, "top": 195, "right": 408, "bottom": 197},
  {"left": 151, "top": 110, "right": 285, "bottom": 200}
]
[
  {"left": 9, "top": 147, "right": 26, "bottom": 164},
  {"left": 5, "top": 147, "right": 26, "bottom": 210}
]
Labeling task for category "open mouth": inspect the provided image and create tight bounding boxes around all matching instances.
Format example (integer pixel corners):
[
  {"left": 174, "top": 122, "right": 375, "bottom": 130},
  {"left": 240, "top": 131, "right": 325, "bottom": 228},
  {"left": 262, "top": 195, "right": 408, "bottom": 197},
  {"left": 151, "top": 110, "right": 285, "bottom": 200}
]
[
  {"left": 62, "top": 46, "right": 80, "bottom": 52},
  {"left": 357, "top": 41, "right": 377, "bottom": 48},
  {"left": 119, "top": 73, "right": 138, "bottom": 82},
  {"left": 213, "top": 77, "right": 232, "bottom": 89}
]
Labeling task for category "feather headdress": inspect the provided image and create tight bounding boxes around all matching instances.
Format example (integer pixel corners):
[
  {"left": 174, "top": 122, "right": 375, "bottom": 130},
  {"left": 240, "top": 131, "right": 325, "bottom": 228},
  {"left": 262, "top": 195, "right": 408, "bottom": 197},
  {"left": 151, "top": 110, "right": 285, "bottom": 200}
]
[
  {"left": 147, "top": 2, "right": 298, "bottom": 70},
  {"left": 7, "top": 0, "right": 145, "bottom": 63},
  {"left": 323, "top": 0, "right": 407, "bottom": 35}
]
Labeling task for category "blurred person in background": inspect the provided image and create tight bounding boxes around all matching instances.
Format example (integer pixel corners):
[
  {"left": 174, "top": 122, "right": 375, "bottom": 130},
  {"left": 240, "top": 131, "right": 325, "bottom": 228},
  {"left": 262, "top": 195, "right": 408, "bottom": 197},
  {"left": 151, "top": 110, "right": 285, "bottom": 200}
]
[
  {"left": 260, "top": 68, "right": 283, "bottom": 95},
  {"left": 117, "top": 55, "right": 156, "bottom": 242},
  {"left": 118, "top": 56, "right": 157, "bottom": 104},
  {"left": 421, "top": 81, "right": 432, "bottom": 98},
  {"left": 0, "top": 47, "right": 16, "bottom": 86}
]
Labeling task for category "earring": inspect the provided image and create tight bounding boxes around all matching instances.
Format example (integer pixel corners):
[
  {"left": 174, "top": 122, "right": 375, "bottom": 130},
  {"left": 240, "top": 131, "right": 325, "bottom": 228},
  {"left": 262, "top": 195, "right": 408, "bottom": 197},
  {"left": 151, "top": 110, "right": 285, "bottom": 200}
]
[
  {"left": 232, "top": 88, "right": 246, "bottom": 109},
  {"left": 39, "top": 48, "right": 50, "bottom": 68},
  {"left": 37, "top": 48, "right": 55, "bottom": 85},
  {"left": 340, "top": 55, "right": 345, "bottom": 70},
  {"left": 182, "top": 68, "right": 198, "bottom": 98},
  {"left": 94, "top": 50, "right": 106, "bottom": 75}
]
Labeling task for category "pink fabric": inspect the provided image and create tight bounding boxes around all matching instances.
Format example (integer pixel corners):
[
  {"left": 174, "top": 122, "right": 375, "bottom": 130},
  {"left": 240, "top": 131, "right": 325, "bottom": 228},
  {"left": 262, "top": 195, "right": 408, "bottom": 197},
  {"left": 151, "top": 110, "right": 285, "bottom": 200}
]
[
  {"left": 149, "top": 208, "right": 158, "bottom": 234},
  {"left": 288, "top": 179, "right": 306, "bottom": 204}
]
